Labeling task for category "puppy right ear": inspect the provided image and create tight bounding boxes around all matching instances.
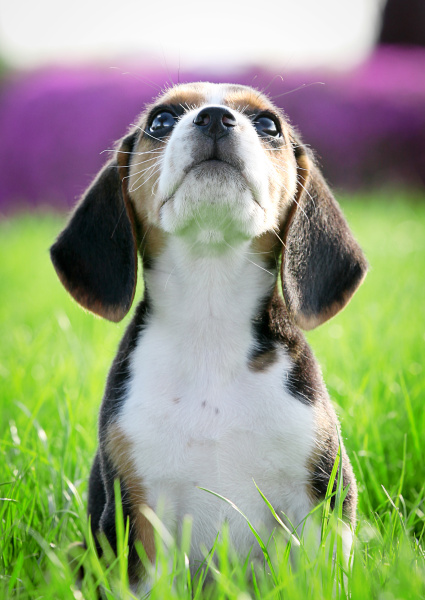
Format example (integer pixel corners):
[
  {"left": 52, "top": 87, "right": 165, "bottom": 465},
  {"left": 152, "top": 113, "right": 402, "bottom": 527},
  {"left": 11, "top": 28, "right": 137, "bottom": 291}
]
[
  {"left": 281, "top": 140, "right": 368, "bottom": 330},
  {"left": 50, "top": 131, "right": 139, "bottom": 322}
]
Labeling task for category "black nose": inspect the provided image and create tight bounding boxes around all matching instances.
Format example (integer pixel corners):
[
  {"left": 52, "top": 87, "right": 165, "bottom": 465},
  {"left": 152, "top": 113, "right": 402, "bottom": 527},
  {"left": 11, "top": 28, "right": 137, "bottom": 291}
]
[{"left": 193, "top": 106, "right": 237, "bottom": 140}]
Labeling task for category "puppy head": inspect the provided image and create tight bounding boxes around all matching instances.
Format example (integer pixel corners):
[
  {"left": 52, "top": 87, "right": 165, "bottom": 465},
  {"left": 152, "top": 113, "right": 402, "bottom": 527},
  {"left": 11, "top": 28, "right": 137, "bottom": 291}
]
[
  {"left": 128, "top": 82, "right": 298, "bottom": 247},
  {"left": 51, "top": 82, "right": 367, "bottom": 327}
]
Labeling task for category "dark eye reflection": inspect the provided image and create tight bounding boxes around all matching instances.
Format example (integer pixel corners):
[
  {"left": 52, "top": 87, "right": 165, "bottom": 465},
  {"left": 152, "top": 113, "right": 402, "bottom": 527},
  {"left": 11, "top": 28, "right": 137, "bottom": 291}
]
[
  {"left": 253, "top": 115, "right": 281, "bottom": 138},
  {"left": 149, "top": 111, "right": 176, "bottom": 134}
]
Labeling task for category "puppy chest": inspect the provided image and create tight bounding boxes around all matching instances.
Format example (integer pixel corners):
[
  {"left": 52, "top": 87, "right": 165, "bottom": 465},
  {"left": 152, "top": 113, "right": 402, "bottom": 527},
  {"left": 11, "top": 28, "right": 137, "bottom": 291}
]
[{"left": 117, "top": 360, "right": 315, "bottom": 542}]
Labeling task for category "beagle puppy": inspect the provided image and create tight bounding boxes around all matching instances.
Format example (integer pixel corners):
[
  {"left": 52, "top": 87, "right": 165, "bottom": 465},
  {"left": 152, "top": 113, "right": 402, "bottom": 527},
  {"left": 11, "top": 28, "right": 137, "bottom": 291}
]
[{"left": 51, "top": 82, "right": 367, "bottom": 583}]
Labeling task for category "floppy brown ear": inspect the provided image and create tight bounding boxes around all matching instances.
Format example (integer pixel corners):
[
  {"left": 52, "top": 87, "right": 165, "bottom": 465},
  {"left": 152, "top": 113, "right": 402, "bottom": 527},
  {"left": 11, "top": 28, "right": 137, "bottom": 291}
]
[
  {"left": 50, "top": 131, "right": 139, "bottom": 322},
  {"left": 281, "top": 145, "right": 368, "bottom": 330}
]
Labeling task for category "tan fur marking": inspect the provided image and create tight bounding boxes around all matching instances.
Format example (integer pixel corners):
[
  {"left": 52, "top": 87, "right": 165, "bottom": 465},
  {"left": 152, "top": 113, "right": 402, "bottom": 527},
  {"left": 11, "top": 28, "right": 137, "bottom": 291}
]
[
  {"left": 127, "top": 131, "right": 168, "bottom": 260},
  {"left": 306, "top": 400, "right": 332, "bottom": 506},
  {"left": 251, "top": 231, "right": 281, "bottom": 269},
  {"left": 225, "top": 88, "right": 273, "bottom": 113},
  {"left": 161, "top": 84, "right": 208, "bottom": 109},
  {"left": 306, "top": 404, "right": 357, "bottom": 526},
  {"left": 137, "top": 217, "right": 167, "bottom": 265},
  {"left": 248, "top": 348, "right": 278, "bottom": 372},
  {"left": 163, "top": 83, "right": 277, "bottom": 115},
  {"left": 106, "top": 424, "right": 156, "bottom": 563}
]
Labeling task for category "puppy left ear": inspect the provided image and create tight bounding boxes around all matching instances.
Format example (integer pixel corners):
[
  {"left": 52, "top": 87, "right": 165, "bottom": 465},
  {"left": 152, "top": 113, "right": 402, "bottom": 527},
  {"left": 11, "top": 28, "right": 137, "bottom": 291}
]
[
  {"left": 50, "top": 131, "right": 139, "bottom": 322},
  {"left": 281, "top": 144, "right": 368, "bottom": 330}
]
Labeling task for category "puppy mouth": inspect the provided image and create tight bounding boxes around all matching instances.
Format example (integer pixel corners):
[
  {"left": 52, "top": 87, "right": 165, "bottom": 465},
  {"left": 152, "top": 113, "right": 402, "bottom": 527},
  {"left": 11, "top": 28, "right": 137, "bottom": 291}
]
[
  {"left": 192, "top": 159, "right": 264, "bottom": 210},
  {"left": 159, "top": 157, "right": 240, "bottom": 208},
  {"left": 197, "top": 158, "right": 229, "bottom": 165},
  {"left": 159, "top": 152, "right": 265, "bottom": 216},
  {"left": 192, "top": 157, "right": 238, "bottom": 172}
]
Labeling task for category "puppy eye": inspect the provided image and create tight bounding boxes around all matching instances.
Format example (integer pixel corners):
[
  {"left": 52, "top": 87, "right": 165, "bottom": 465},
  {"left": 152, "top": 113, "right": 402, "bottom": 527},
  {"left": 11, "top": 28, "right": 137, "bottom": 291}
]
[
  {"left": 253, "top": 115, "right": 281, "bottom": 138},
  {"left": 149, "top": 111, "right": 176, "bottom": 134}
]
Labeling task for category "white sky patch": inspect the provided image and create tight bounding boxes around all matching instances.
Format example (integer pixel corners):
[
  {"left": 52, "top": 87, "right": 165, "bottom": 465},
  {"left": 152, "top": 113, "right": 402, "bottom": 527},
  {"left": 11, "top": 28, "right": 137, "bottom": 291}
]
[{"left": 0, "top": 0, "right": 383, "bottom": 71}]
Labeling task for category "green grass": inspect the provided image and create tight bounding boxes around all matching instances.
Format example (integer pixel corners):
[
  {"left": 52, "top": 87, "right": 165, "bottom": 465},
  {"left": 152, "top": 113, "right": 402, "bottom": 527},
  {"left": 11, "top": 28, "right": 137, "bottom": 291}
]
[{"left": 1, "top": 195, "right": 425, "bottom": 599}]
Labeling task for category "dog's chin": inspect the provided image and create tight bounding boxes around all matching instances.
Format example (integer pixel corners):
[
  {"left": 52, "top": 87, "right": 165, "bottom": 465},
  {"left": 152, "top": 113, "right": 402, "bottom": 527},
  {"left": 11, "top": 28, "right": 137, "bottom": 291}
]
[
  {"left": 159, "top": 165, "right": 267, "bottom": 247},
  {"left": 184, "top": 159, "right": 250, "bottom": 193}
]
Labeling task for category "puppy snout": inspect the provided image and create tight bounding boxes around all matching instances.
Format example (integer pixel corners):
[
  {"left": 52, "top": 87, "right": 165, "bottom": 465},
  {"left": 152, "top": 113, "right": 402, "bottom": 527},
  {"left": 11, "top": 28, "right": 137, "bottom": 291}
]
[{"left": 193, "top": 106, "right": 237, "bottom": 141}]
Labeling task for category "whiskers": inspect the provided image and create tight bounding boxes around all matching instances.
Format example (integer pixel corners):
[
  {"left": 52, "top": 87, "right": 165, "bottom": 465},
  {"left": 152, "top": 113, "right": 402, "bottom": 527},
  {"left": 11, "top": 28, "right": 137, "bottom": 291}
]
[
  {"left": 222, "top": 239, "right": 275, "bottom": 277},
  {"left": 108, "top": 67, "right": 169, "bottom": 95},
  {"left": 101, "top": 148, "right": 163, "bottom": 158},
  {"left": 130, "top": 124, "right": 169, "bottom": 145},
  {"left": 270, "top": 161, "right": 311, "bottom": 220},
  {"left": 249, "top": 72, "right": 324, "bottom": 103},
  {"left": 271, "top": 228, "right": 287, "bottom": 252},
  {"left": 271, "top": 81, "right": 324, "bottom": 101},
  {"left": 129, "top": 155, "right": 165, "bottom": 194},
  {"left": 101, "top": 139, "right": 166, "bottom": 195}
]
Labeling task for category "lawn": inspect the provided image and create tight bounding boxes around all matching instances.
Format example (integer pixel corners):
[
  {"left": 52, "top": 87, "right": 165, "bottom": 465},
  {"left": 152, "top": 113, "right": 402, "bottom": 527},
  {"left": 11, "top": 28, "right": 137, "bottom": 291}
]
[{"left": 0, "top": 195, "right": 424, "bottom": 599}]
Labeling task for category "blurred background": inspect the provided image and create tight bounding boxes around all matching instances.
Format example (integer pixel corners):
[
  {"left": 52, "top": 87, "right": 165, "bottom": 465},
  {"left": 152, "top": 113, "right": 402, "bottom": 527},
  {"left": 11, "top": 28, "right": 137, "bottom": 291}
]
[{"left": 0, "top": 0, "right": 424, "bottom": 212}]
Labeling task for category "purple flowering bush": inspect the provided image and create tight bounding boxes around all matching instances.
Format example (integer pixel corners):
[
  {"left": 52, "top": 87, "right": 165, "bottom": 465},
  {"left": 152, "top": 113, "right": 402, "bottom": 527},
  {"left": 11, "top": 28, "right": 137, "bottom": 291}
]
[{"left": 0, "top": 46, "right": 424, "bottom": 213}]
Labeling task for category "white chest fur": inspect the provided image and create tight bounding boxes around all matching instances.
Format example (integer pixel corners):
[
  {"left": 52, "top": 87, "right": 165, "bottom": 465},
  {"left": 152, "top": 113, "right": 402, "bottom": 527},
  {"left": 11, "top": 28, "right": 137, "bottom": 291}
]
[{"left": 118, "top": 239, "right": 315, "bottom": 562}]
